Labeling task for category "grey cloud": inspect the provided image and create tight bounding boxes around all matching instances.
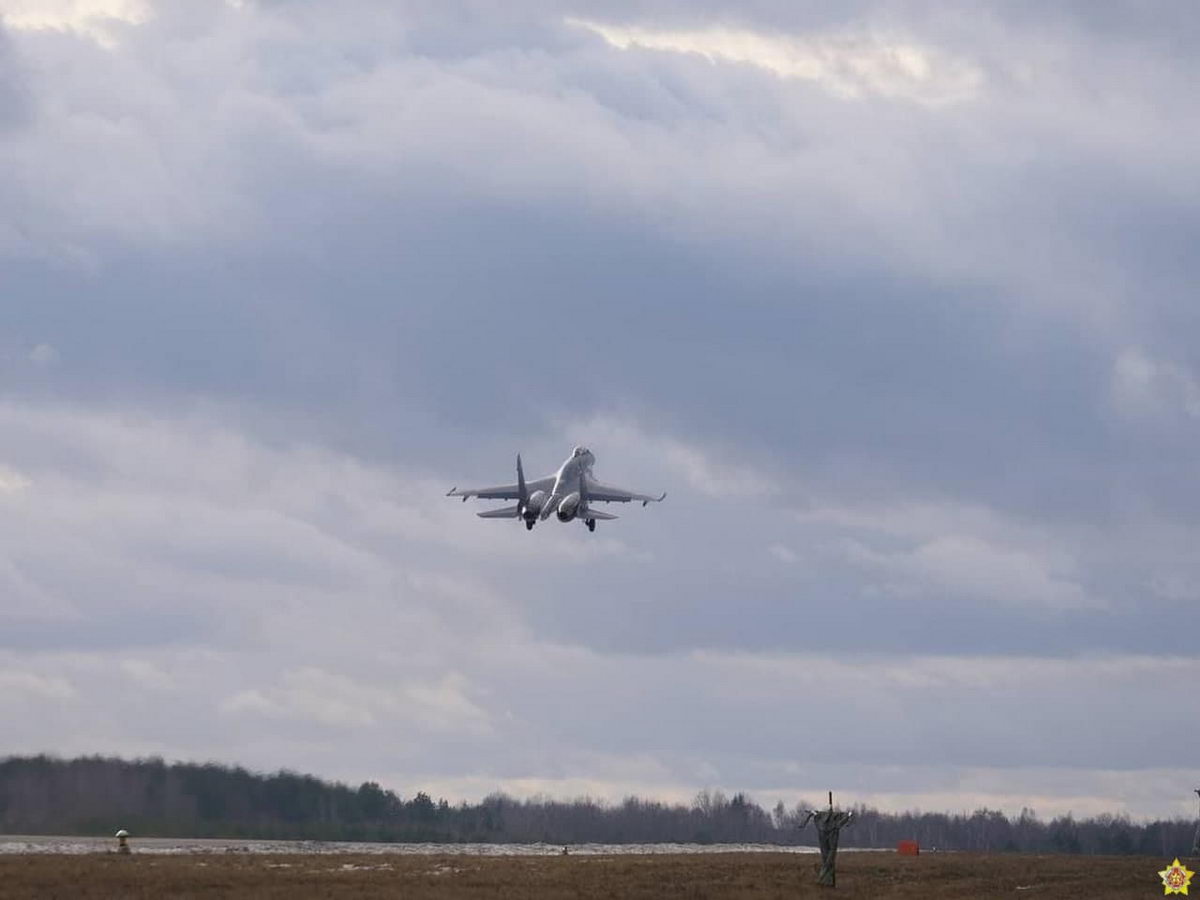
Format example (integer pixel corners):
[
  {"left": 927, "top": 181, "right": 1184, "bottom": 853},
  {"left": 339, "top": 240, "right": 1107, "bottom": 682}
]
[
  {"left": 0, "top": 398, "right": 1189, "bottom": 817},
  {"left": 1, "top": 0, "right": 1198, "bottom": 816},
  {"left": 0, "top": 24, "right": 32, "bottom": 132}
]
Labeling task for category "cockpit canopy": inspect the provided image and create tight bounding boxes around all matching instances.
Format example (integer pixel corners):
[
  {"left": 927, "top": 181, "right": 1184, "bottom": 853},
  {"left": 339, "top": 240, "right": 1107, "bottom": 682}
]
[{"left": 572, "top": 445, "right": 591, "bottom": 458}]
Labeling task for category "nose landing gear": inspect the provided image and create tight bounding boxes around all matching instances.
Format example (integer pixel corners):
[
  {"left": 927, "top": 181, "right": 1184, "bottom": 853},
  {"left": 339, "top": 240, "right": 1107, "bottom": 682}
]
[{"left": 526, "top": 520, "right": 535, "bottom": 531}]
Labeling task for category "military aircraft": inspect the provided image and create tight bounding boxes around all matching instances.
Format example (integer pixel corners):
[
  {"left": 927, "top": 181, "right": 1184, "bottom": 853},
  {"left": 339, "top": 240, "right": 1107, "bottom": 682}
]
[{"left": 446, "top": 446, "right": 666, "bottom": 532}]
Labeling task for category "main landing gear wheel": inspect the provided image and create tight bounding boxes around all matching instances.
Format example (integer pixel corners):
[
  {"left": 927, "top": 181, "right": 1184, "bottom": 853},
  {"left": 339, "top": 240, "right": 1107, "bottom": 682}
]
[
  {"left": 526, "top": 520, "right": 535, "bottom": 531},
  {"left": 586, "top": 519, "right": 596, "bottom": 532}
]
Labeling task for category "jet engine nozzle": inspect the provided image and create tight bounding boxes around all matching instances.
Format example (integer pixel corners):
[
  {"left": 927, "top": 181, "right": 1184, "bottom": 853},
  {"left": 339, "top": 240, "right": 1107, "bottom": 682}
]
[
  {"left": 523, "top": 490, "right": 547, "bottom": 522},
  {"left": 556, "top": 492, "right": 581, "bottom": 522}
]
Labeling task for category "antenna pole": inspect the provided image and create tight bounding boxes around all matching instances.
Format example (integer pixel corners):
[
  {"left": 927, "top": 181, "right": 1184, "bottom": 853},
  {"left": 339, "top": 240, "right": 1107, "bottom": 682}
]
[{"left": 1192, "top": 789, "right": 1200, "bottom": 855}]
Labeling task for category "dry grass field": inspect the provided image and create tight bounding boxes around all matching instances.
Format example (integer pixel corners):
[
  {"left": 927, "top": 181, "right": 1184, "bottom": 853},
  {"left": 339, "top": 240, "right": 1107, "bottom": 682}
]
[{"left": 0, "top": 851, "right": 1170, "bottom": 899}]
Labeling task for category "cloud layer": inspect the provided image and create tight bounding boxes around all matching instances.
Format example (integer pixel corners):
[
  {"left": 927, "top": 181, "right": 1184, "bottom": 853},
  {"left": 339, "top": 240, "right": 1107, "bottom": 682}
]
[{"left": 1, "top": 0, "right": 1198, "bottom": 820}]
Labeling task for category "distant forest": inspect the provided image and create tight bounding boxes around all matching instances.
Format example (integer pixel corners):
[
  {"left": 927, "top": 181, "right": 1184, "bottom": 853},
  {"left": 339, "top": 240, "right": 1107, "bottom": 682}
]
[{"left": 1, "top": 755, "right": 1195, "bottom": 855}]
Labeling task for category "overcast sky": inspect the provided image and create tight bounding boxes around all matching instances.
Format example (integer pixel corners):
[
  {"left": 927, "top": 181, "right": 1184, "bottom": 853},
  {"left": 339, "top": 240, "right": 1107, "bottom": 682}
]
[{"left": 1, "top": 0, "right": 1198, "bottom": 822}]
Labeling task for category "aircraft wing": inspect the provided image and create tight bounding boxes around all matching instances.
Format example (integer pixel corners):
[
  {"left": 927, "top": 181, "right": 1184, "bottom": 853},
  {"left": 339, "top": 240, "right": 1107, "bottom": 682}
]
[
  {"left": 447, "top": 476, "right": 554, "bottom": 501},
  {"left": 476, "top": 504, "right": 522, "bottom": 519},
  {"left": 584, "top": 474, "right": 666, "bottom": 505}
]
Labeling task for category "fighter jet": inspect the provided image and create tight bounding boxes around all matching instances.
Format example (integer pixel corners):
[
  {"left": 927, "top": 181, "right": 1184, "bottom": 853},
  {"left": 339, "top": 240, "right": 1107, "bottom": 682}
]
[{"left": 446, "top": 446, "right": 666, "bottom": 532}]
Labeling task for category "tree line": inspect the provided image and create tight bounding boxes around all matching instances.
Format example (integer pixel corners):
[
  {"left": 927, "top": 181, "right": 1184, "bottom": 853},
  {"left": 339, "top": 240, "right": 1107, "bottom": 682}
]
[{"left": 0, "top": 755, "right": 1193, "bottom": 855}]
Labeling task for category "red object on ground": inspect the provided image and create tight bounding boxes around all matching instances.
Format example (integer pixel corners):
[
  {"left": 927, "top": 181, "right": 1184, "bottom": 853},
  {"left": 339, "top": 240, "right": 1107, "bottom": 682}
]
[{"left": 897, "top": 840, "right": 920, "bottom": 856}]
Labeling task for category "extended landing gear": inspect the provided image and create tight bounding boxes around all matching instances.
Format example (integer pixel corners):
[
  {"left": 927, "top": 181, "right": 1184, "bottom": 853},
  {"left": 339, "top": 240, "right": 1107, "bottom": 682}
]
[
  {"left": 586, "top": 519, "right": 596, "bottom": 532},
  {"left": 526, "top": 520, "right": 535, "bottom": 531}
]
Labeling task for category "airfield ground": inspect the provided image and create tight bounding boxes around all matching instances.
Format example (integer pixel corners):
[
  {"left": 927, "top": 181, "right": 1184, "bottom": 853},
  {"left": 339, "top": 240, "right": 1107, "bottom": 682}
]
[{"left": 0, "top": 850, "right": 1168, "bottom": 898}]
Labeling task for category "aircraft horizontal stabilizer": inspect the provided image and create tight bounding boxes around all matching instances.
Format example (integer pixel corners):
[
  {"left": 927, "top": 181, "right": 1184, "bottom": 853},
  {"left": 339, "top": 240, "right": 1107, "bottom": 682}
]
[{"left": 477, "top": 505, "right": 521, "bottom": 519}]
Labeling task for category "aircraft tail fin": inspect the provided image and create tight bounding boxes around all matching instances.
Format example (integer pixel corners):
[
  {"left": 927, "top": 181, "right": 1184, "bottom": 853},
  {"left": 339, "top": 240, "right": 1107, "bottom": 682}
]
[
  {"left": 577, "top": 467, "right": 618, "bottom": 519},
  {"left": 477, "top": 505, "right": 521, "bottom": 519}
]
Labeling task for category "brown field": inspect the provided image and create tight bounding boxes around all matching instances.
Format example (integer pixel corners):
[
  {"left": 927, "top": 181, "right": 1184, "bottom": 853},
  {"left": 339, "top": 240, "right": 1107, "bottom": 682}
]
[{"left": 0, "top": 850, "right": 1171, "bottom": 899}]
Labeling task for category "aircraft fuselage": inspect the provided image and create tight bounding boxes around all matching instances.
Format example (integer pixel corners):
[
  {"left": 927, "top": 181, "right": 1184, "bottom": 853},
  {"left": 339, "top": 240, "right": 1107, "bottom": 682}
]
[{"left": 540, "top": 447, "right": 596, "bottom": 521}]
